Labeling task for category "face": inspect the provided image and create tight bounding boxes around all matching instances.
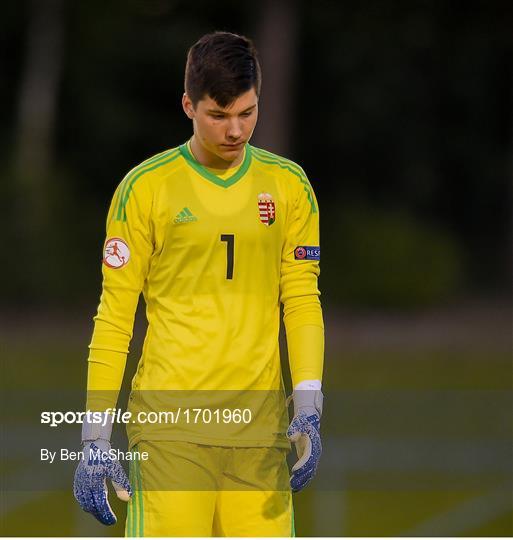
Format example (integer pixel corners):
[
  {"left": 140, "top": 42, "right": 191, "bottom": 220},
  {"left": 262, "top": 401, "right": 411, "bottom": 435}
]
[{"left": 182, "top": 88, "right": 259, "bottom": 164}]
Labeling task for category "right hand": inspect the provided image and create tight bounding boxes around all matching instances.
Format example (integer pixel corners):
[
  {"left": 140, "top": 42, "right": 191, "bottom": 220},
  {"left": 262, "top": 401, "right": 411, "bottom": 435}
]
[{"left": 73, "top": 439, "right": 132, "bottom": 525}]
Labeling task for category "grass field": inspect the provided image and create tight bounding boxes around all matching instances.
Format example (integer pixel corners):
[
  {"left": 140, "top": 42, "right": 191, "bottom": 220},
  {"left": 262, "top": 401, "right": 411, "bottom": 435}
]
[{"left": 1, "top": 303, "right": 511, "bottom": 536}]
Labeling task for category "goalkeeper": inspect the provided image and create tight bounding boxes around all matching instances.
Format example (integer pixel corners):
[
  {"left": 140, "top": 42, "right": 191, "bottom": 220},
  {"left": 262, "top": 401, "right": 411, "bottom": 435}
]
[{"left": 74, "top": 31, "right": 324, "bottom": 537}]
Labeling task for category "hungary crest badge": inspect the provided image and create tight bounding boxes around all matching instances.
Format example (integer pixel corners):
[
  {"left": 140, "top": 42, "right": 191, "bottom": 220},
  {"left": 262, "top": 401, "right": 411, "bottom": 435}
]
[{"left": 258, "top": 192, "right": 276, "bottom": 226}]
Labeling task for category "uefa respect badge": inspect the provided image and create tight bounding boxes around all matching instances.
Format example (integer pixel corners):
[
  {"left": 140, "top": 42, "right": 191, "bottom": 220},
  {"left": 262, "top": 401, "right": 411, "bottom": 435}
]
[
  {"left": 103, "top": 237, "right": 130, "bottom": 268},
  {"left": 294, "top": 246, "right": 320, "bottom": 260}
]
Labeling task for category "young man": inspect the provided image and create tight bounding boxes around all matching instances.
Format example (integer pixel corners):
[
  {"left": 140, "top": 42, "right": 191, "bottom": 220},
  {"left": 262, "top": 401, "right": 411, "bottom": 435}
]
[{"left": 73, "top": 32, "right": 324, "bottom": 537}]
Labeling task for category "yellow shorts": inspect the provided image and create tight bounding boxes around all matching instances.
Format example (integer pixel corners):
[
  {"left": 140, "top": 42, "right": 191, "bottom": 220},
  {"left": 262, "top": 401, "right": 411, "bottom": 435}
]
[{"left": 126, "top": 441, "right": 294, "bottom": 537}]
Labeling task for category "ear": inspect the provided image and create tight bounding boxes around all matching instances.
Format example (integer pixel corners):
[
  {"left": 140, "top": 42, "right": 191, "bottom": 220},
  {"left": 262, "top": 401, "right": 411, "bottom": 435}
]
[{"left": 182, "top": 93, "right": 195, "bottom": 119}]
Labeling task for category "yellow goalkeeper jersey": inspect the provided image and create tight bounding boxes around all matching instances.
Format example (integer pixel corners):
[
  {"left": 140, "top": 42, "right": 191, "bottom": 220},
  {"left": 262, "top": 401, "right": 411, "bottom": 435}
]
[{"left": 88, "top": 142, "right": 323, "bottom": 448}]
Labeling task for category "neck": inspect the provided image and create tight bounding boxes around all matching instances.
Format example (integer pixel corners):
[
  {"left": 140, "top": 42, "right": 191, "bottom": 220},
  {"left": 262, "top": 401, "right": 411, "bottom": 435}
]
[{"left": 190, "top": 136, "right": 244, "bottom": 169}]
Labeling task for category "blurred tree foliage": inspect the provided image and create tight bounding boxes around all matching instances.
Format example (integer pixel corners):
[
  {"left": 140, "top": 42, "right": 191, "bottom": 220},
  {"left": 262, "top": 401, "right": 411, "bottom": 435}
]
[
  {"left": 322, "top": 206, "right": 464, "bottom": 307},
  {"left": 2, "top": 0, "right": 511, "bottom": 308}
]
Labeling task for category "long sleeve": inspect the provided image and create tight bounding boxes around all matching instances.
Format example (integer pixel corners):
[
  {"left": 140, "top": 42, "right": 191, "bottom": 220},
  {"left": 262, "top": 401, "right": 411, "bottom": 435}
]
[
  {"left": 280, "top": 171, "right": 324, "bottom": 388},
  {"left": 86, "top": 173, "right": 154, "bottom": 410}
]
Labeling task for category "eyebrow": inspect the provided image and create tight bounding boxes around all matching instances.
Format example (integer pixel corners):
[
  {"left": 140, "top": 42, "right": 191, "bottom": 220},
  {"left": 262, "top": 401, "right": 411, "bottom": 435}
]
[{"left": 207, "top": 105, "right": 257, "bottom": 114}]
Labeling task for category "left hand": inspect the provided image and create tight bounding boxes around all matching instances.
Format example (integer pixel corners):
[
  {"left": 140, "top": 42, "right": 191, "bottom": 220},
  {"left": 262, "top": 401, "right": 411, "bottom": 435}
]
[{"left": 287, "top": 389, "right": 323, "bottom": 492}]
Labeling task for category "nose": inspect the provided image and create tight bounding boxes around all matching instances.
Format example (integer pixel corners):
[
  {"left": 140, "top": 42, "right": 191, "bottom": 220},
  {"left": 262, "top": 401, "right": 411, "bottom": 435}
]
[{"left": 226, "top": 117, "right": 242, "bottom": 141}]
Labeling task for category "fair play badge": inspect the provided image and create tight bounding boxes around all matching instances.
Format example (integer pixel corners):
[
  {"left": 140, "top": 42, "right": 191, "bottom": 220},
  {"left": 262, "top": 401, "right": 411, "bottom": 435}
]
[{"left": 103, "top": 237, "right": 130, "bottom": 269}]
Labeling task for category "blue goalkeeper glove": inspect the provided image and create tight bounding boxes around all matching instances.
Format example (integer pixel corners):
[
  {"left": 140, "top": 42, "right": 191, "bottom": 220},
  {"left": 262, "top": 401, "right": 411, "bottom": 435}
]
[
  {"left": 287, "top": 388, "right": 323, "bottom": 492},
  {"left": 73, "top": 414, "right": 132, "bottom": 525}
]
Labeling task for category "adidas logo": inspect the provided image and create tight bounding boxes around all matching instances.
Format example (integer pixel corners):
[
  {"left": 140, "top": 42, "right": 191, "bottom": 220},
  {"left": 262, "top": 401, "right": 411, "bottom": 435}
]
[{"left": 173, "top": 207, "right": 198, "bottom": 224}]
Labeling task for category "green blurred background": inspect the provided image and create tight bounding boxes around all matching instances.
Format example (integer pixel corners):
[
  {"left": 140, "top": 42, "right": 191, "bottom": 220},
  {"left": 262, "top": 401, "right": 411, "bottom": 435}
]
[{"left": 1, "top": 0, "right": 511, "bottom": 536}]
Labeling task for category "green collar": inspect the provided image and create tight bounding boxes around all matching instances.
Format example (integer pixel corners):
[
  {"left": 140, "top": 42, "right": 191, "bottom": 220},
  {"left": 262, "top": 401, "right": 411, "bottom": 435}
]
[{"left": 179, "top": 143, "right": 252, "bottom": 188}]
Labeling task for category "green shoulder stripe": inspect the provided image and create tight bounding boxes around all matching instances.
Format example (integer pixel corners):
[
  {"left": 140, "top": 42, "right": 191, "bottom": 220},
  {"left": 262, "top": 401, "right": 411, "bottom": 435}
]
[
  {"left": 251, "top": 146, "right": 304, "bottom": 174},
  {"left": 251, "top": 146, "right": 310, "bottom": 184},
  {"left": 115, "top": 148, "right": 181, "bottom": 222},
  {"left": 115, "top": 148, "right": 177, "bottom": 219},
  {"left": 251, "top": 147, "right": 317, "bottom": 213}
]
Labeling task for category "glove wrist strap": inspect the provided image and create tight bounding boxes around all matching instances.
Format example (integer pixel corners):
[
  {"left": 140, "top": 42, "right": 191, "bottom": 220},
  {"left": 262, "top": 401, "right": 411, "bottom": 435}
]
[
  {"left": 81, "top": 411, "right": 114, "bottom": 443},
  {"left": 289, "top": 389, "right": 324, "bottom": 417}
]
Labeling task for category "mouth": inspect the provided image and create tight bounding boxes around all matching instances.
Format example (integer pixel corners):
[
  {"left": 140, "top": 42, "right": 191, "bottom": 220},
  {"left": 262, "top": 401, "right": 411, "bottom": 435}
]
[{"left": 221, "top": 142, "right": 244, "bottom": 149}]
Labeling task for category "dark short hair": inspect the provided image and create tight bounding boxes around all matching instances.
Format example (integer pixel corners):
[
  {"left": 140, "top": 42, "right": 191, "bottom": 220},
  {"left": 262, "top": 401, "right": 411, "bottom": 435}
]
[{"left": 185, "top": 31, "right": 262, "bottom": 108}]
